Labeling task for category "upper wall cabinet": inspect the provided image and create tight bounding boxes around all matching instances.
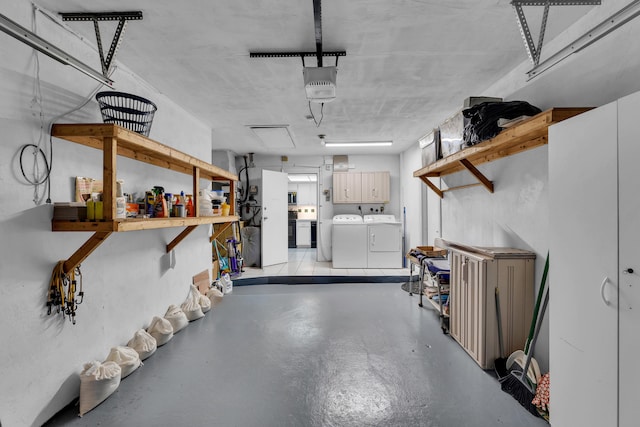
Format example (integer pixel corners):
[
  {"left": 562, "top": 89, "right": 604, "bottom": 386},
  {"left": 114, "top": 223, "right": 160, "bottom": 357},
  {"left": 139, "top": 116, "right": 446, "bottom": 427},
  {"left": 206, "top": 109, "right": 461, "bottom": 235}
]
[
  {"left": 361, "top": 172, "right": 390, "bottom": 203},
  {"left": 333, "top": 172, "right": 362, "bottom": 203},
  {"left": 296, "top": 183, "right": 317, "bottom": 205},
  {"left": 333, "top": 172, "right": 389, "bottom": 204}
]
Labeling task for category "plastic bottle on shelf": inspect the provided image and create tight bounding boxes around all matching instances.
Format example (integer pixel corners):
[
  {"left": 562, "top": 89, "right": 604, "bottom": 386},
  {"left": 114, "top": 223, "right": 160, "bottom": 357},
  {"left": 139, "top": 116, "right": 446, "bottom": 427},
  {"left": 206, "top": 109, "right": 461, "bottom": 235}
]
[
  {"left": 186, "top": 194, "right": 194, "bottom": 217},
  {"left": 178, "top": 191, "right": 187, "bottom": 217},
  {"left": 221, "top": 201, "right": 230, "bottom": 216},
  {"left": 164, "top": 193, "right": 173, "bottom": 216},
  {"left": 198, "top": 189, "right": 213, "bottom": 216},
  {"left": 153, "top": 186, "right": 168, "bottom": 218}
]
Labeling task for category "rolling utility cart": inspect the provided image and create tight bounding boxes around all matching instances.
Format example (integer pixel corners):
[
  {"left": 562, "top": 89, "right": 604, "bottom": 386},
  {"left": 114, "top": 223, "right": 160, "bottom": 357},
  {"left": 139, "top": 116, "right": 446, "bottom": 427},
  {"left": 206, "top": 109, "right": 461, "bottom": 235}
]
[{"left": 405, "top": 246, "right": 450, "bottom": 334}]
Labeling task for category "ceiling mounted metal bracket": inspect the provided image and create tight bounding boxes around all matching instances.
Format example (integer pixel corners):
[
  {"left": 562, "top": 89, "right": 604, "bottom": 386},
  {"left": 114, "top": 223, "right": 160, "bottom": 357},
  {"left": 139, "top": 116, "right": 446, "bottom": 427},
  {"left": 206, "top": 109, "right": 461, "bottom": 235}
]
[
  {"left": 313, "top": 0, "right": 323, "bottom": 67},
  {"left": 511, "top": 1, "right": 601, "bottom": 66},
  {"left": 527, "top": 0, "right": 640, "bottom": 80},
  {"left": 0, "top": 12, "right": 113, "bottom": 86},
  {"left": 251, "top": 0, "right": 345, "bottom": 67},
  {"left": 250, "top": 52, "right": 346, "bottom": 58},
  {"left": 250, "top": 51, "right": 346, "bottom": 68},
  {"left": 60, "top": 11, "right": 143, "bottom": 76}
]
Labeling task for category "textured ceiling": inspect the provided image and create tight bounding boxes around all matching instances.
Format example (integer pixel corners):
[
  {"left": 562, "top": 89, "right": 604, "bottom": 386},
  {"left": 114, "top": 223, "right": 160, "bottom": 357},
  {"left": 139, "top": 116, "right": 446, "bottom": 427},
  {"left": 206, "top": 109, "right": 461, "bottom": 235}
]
[{"left": 35, "top": 0, "right": 593, "bottom": 157}]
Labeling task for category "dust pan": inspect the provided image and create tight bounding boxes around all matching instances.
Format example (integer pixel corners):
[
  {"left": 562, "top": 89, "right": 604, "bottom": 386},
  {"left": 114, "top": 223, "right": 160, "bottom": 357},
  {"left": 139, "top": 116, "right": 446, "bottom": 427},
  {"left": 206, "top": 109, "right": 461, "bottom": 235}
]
[{"left": 213, "top": 239, "right": 230, "bottom": 271}]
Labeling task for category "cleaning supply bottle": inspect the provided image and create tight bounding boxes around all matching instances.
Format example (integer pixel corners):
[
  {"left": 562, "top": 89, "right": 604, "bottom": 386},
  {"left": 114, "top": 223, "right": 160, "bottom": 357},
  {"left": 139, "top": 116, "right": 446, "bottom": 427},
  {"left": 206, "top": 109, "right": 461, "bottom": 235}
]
[
  {"left": 153, "top": 186, "right": 168, "bottom": 218},
  {"left": 186, "top": 194, "right": 195, "bottom": 217},
  {"left": 173, "top": 193, "right": 184, "bottom": 217},
  {"left": 165, "top": 193, "right": 173, "bottom": 217},
  {"left": 145, "top": 190, "right": 155, "bottom": 217}
]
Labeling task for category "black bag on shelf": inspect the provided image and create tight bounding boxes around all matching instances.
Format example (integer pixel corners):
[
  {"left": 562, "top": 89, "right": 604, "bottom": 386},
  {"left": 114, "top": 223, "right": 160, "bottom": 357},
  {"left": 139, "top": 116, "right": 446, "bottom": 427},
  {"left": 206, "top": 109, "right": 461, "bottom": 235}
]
[{"left": 462, "top": 101, "right": 542, "bottom": 146}]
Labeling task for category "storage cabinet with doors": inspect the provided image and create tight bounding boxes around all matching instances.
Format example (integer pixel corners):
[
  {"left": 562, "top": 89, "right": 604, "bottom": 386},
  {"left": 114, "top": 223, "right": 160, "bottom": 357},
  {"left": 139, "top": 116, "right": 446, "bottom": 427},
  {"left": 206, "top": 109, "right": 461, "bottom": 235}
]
[
  {"left": 361, "top": 171, "right": 390, "bottom": 203},
  {"left": 296, "top": 220, "right": 311, "bottom": 247},
  {"left": 333, "top": 171, "right": 390, "bottom": 204},
  {"left": 549, "top": 91, "right": 640, "bottom": 427},
  {"left": 333, "top": 172, "right": 362, "bottom": 203},
  {"left": 296, "top": 183, "right": 317, "bottom": 205},
  {"left": 443, "top": 240, "right": 535, "bottom": 369}
]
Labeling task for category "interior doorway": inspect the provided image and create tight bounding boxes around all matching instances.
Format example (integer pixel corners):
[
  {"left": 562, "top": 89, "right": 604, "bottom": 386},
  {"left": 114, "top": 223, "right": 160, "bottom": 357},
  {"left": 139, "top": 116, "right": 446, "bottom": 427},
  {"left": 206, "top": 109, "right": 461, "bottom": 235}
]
[{"left": 287, "top": 173, "right": 319, "bottom": 262}]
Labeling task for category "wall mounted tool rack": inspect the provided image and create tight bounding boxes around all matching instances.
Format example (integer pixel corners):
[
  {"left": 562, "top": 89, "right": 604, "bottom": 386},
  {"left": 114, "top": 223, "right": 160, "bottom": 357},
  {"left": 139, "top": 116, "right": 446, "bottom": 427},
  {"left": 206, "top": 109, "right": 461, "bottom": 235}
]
[
  {"left": 51, "top": 123, "right": 239, "bottom": 275},
  {"left": 413, "top": 108, "right": 590, "bottom": 198}
]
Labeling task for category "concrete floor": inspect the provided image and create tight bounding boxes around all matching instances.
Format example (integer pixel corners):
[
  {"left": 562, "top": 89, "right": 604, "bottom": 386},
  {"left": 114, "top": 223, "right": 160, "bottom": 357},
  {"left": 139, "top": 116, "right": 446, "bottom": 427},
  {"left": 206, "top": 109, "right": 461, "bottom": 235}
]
[{"left": 45, "top": 283, "right": 548, "bottom": 427}]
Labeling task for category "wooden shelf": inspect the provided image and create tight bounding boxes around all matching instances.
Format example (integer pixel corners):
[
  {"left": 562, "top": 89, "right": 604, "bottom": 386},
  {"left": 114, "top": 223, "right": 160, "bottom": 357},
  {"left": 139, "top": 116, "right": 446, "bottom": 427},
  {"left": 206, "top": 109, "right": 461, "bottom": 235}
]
[
  {"left": 52, "top": 124, "right": 237, "bottom": 182},
  {"left": 413, "top": 108, "right": 591, "bottom": 197},
  {"left": 51, "top": 123, "right": 239, "bottom": 274},
  {"left": 52, "top": 215, "right": 240, "bottom": 232}
]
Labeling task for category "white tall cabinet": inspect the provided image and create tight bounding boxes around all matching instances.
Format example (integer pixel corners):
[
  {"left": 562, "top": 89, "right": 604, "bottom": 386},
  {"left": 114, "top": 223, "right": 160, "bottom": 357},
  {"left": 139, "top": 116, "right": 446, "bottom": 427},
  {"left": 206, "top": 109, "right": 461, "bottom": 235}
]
[{"left": 549, "top": 91, "right": 640, "bottom": 427}]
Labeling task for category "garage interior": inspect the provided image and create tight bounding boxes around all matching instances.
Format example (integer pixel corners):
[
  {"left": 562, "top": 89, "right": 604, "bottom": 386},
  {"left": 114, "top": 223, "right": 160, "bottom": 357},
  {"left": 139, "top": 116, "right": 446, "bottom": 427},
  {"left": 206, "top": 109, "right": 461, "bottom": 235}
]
[{"left": 1, "top": 1, "right": 640, "bottom": 426}]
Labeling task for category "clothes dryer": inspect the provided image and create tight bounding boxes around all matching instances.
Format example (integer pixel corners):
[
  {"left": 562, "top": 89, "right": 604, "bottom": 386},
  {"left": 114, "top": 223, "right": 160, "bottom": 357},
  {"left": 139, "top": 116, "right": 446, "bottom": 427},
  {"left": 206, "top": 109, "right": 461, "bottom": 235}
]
[{"left": 363, "top": 215, "right": 402, "bottom": 268}]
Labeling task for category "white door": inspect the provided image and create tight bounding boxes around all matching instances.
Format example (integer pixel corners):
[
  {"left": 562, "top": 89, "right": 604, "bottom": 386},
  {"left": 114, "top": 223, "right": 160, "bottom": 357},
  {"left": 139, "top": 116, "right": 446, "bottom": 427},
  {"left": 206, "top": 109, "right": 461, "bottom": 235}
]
[
  {"left": 261, "top": 169, "right": 288, "bottom": 267},
  {"left": 618, "top": 91, "right": 640, "bottom": 427},
  {"left": 549, "top": 103, "right": 619, "bottom": 427}
]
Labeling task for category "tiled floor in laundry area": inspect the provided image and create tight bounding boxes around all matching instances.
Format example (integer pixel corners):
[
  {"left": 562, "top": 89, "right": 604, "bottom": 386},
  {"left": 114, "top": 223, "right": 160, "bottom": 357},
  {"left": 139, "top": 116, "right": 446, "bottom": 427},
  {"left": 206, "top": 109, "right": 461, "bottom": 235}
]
[{"left": 240, "top": 247, "right": 411, "bottom": 279}]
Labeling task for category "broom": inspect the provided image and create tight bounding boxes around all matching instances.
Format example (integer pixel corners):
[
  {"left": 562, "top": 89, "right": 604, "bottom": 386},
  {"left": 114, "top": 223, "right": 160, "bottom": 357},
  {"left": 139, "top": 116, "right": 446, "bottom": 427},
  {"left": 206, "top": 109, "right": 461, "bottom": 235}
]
[
  {"left": 501, "top": 283, "right": 549, "bottom": 416},
  {"left": 525, "top": 254, "right": 549, "bottom": 355},
  {"left": 493, "top": 287, "right": 509, "bottom": 380}
]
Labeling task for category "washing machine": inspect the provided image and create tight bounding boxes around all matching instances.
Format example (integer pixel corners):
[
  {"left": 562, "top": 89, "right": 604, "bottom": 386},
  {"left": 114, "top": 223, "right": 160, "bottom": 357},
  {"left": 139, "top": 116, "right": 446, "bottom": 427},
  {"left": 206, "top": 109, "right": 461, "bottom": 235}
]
[
  {"left": 332, "top": 214, "right": 367, "bottom": 268},
  {"left": 364, "top": 215, "right": 403, "bottom": 268}
]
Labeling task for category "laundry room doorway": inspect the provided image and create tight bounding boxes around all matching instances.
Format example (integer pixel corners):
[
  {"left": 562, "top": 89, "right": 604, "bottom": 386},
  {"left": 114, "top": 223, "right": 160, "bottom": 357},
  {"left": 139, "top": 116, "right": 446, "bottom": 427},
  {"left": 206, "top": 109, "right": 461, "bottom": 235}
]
[{"left": 287, "top": 173, "right": 319, "bottom": 264}]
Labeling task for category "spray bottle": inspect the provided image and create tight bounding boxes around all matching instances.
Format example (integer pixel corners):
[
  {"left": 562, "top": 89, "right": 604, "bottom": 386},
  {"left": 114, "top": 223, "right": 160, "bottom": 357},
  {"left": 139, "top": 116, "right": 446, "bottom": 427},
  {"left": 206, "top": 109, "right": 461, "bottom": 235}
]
[
  {"left": 186, "top": 194, "right": 195, "bottom": 217},
  {"left": 153, "top": 186, "right": 168, "bottom": 218}
]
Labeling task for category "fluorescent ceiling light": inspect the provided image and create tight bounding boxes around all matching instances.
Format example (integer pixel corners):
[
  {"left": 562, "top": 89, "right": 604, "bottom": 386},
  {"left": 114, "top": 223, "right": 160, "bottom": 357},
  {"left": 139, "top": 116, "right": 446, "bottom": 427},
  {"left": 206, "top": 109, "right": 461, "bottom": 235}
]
[
  {"left": 288, "top": 174, "right": 317, "bottom": 182},
  {"left": 0, "top": 13, "right": 113, "bottom": 87},
  {"left": 323, "top": 141, "right": 392, "bottom": 148}
]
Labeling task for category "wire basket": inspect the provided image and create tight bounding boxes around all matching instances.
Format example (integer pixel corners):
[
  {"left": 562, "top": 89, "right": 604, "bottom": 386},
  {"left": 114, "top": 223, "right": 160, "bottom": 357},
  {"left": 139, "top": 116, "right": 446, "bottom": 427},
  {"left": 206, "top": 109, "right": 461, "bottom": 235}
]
[{"left": 95, "top": 91, "right": 158, "bottom": 137}]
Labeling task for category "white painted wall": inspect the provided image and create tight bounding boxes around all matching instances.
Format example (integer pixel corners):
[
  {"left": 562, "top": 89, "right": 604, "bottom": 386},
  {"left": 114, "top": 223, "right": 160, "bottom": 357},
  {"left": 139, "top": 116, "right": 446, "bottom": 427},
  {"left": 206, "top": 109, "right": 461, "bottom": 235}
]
[
  {"left": 0, "top": 4, "right": 214, "bottom": 426},
  {"left": 399, "top": 144, "right": 424, "bottom": 260}
]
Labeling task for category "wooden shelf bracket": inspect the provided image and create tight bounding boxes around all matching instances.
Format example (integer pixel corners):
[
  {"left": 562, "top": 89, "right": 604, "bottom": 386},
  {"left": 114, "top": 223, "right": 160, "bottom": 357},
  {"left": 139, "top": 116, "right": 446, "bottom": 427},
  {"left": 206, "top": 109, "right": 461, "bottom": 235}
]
[
  {"left": 166, "top": 225, "right": 198, "bottom": 253},
  {"left": 62, "top": 232, "right": 112, "bottom": 274},
  {"left": 459, "top": 158, "right": 494, "bottom": 193},
  {"left": 420, "top": 176, "right": 444, "bottom": 199}
]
